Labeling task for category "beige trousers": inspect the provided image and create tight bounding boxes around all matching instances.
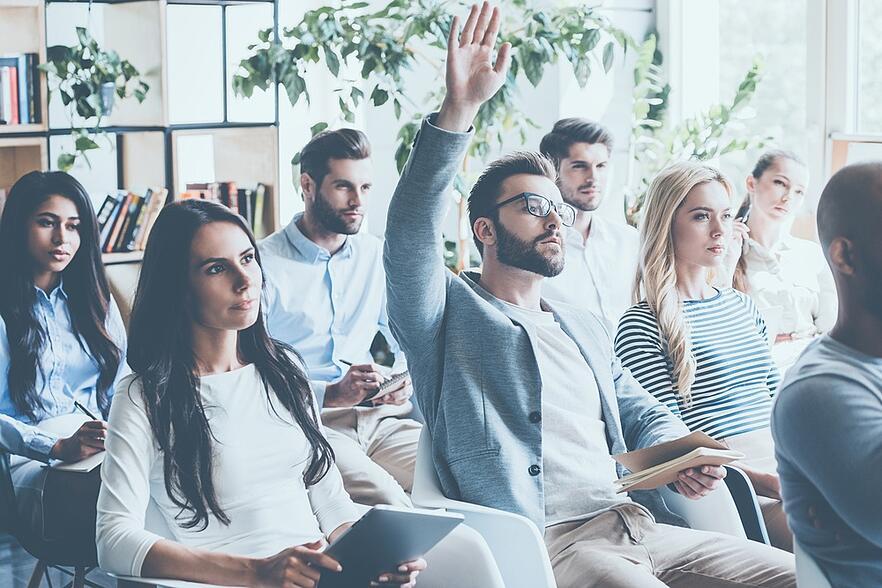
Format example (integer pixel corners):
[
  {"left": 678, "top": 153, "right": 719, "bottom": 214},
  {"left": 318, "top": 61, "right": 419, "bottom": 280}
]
[
  {"left": 544, "top": 503, "right": 795, "bottom": 588},
  {"left": 723, "top": 428, "right": 793, "bottom": 552},
  {"left": 322, "top": 403, "right": 421, "bottom": 507}
]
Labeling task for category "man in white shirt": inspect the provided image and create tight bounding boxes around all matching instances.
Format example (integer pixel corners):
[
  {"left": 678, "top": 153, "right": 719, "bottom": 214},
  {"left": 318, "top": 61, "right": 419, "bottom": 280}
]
[
  {"left": 540, "top": 119, "right": 639, "bottom": 327},
  {"left": 261, "top": 129, "right": 420, "bottom": 507}
]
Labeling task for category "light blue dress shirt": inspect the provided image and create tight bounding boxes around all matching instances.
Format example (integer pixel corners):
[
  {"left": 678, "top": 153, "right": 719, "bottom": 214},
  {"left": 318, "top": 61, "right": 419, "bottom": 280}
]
[
  {"left": 0, "top": 283, "right": 127, "bottom": 462},
  {"left": 260, "top": 214, "right": 402, "bottom": 405}
]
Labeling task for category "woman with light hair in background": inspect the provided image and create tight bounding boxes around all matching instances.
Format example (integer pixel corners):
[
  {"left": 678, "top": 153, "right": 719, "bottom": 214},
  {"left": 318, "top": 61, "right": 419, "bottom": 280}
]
[
  {"left": 614, "top": 161, "right": 792, "bottom": 551},
  {"left": 725, "top": 150, "right": 837, "bottom": 373}
]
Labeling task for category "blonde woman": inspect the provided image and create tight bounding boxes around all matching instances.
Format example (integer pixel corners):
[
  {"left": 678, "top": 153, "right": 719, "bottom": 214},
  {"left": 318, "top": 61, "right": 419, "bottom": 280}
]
[
  {"left": 727, "top": 150, "right": 837, "bottom": 372},
  {"left": 614, "top": 161, "right": 791, "bottom": 551}
]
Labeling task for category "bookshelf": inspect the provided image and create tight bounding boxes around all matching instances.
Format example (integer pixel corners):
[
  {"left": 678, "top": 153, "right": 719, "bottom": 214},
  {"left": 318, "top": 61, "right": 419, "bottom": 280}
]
[{"left": 0, "top": 0, "right": 282, "bottom": 268}]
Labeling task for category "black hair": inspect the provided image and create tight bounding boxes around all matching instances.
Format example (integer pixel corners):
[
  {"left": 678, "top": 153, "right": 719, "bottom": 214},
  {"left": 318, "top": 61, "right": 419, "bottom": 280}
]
[
  {"left": 299, "top": 128, "right": 371, "bottom": 189},
  {"left": 126, "top": 199, "right": 333, "bottom": 530},
  {"left": 539, "top": 118, "right": 614, "bottom": 169},
  {"left": 467, "top": 151, "right": 557, "bottom": 255},
  {"left": 0, "top": 171, "right": 120, "bottom": 421}
]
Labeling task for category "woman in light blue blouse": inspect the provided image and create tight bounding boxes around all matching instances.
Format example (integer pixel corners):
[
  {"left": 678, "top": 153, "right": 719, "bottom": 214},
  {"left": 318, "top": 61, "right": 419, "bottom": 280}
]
[{"left": 0, "top": 171, "right": 126, "bottom": 557}]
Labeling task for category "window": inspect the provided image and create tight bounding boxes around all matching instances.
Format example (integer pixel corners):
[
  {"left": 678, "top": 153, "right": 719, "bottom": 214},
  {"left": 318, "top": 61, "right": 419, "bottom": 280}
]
[
  {"left": 858, "top": 0, "right": 882, "bottom": 132},
  {"left": 717, "top": 0, "right": 809, "bottom": 184}
]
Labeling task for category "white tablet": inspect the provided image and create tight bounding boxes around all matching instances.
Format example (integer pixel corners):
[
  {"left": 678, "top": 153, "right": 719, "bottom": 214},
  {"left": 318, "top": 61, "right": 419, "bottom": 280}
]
[{"left": 318, "top": 505, "right": 464, "bottom": 587}]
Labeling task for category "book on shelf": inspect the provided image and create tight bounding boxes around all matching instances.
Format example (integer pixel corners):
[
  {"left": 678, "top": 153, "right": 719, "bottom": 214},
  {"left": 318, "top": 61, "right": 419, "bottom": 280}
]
[
  {"left": 0, "top": 53, "right": 41, "bottom": 126},
  {"left": 612, "top": 431, "right": 744, "bottom": 493},
  {"left": 181, "top": 181, "right": 271, "bottom": 236},
  {"left": 98, "top": 187, "right": 168, "bottom": 254}
]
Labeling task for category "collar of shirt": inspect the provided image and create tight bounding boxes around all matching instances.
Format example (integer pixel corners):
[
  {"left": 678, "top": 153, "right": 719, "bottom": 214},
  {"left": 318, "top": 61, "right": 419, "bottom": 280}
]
[
  {"left": 34, "top": 280, "right": 68, "bottom": 304},
  {"left": 747, "top": 234, "right": 794, "bottom": 261},
  {"left": 283, "top": 213, "right": 353, "bottom": 264}
]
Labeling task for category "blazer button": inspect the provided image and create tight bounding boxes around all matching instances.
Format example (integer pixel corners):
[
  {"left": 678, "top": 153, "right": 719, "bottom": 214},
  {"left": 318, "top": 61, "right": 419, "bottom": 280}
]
[
  {"left": 528, "top": 464, "right": 541, "bottom": 476},
  {"left": 529, "top": 411, "right": 541, "bottom": 423}
]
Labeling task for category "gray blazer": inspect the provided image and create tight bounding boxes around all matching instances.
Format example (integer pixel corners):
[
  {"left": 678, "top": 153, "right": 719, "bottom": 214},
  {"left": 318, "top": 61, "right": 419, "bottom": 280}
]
[{"left": 384, "top": 116, "right": 689, "bottom": 531}]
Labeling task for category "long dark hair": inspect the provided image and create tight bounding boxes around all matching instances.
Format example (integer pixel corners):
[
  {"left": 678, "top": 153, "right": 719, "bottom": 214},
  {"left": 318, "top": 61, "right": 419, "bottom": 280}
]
[
  {"left": 0, "top": 171, "right": 120, "bottom": 421},
  {"left": 733, "top": 149, "right": 806, "bottom": 293},
  {"left": 126, "top": 199, "right": 333, "bottom": 530}
]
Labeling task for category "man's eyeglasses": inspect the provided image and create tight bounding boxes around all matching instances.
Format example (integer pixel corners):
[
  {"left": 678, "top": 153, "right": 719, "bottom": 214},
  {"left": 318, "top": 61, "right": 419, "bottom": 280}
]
[{"left": 493, "top": 192, "right": 576, "bottom": 227}]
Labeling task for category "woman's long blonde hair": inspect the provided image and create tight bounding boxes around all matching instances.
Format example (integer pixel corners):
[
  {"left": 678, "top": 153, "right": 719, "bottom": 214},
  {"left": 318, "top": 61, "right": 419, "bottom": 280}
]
[{"left": 634, "top": 161, "right": 734, "bottom": 405}]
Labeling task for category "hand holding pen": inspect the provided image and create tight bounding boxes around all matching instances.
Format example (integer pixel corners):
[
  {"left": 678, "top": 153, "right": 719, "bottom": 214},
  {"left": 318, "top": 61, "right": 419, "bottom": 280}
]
[{"left": 49, "top": 400, "right": 108, "bottom": 463}]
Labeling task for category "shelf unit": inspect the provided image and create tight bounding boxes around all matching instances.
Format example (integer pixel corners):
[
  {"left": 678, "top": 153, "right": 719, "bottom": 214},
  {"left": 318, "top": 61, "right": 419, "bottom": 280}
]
[{"left": 0, "top": 0, "right": 282, "bottom": 266}]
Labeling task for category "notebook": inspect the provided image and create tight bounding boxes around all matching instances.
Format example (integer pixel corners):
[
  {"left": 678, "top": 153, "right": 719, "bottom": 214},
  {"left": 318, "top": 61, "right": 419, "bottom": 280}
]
[{"left": 612, "top": 431, "right": 744, "bottom": 492}]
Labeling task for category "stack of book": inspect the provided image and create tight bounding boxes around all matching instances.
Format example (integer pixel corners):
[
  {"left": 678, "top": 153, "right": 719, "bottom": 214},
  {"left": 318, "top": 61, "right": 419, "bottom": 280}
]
[
  {"left": 97, "top": 188, "right": 168, "bottom": 253},
  {"left": 0, "top": 53, "right": 41, "bottom": 126},
  {"left": 180, "top": 181, "right": 270, "bottom": 236}
]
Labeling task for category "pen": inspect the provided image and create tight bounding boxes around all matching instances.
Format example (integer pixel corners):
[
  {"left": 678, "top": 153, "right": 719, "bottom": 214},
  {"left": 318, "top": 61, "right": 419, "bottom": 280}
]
[
  {"left": 338, "top": 359, "right": 388, "bottom": 383},
  {"left": 73, "top": 400, "right": 98, "bottom": 420}
]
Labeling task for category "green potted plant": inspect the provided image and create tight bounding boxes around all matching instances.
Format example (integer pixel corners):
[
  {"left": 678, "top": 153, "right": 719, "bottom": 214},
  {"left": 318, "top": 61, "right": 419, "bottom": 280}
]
[
  {"left": 233, "top": 0, "right": 632, "bottom": 270},
  {"left": 40, "top": 27, "right": 149, "bottom": 171},
  {"left": 624, "top": 34, "right": 772, "bottom": 226}
]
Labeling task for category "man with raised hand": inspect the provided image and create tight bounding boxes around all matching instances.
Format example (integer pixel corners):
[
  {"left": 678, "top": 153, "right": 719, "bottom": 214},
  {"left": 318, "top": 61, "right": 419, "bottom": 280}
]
[
  {"left": 772, "top": 161, "right": 882, "bottom": 588},
  {"left": 384, "top": 3, "right": 795, "bottom": 586}
]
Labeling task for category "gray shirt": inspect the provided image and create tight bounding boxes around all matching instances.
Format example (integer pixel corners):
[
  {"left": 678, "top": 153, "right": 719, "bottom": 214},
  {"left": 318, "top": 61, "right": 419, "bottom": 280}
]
[{"left": 772, "top": 335, "right": 882, "bottom": 588}]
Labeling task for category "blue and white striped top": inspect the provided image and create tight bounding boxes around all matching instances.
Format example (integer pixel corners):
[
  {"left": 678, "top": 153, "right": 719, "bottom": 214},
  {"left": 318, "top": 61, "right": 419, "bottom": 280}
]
[{"left": 614, "top": 288, "right": 780, "bottom": 440}]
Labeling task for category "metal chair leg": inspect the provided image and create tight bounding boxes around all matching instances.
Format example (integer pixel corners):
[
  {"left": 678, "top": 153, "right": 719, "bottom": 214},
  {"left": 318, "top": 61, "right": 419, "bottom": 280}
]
[
  {"left": 27, "top": 560, "right": 47, "bottom": 588},
  {"left": 72, "top": 566, "right": 87, "bottom": 588}
]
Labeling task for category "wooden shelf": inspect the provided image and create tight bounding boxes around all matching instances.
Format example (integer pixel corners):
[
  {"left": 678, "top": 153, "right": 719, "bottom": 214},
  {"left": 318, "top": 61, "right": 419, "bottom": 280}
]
[
  {"left": 2, "top": 0, "right": 282, "bottom": 271},
  {"left": 0, "top": 123, "right": 47, "bottom": 135},
  {"left": 0, "top": 137, "right": 47, "bottom": 192},
  {"left": 102, "top": 250, "right": 144, "bottom": 265}
]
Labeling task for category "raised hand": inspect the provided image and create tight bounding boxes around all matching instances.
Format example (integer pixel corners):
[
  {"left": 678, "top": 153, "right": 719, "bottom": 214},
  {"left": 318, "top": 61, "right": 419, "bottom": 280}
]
[{"left": 437, "top": 2, "right": 512, "bottom": 132}]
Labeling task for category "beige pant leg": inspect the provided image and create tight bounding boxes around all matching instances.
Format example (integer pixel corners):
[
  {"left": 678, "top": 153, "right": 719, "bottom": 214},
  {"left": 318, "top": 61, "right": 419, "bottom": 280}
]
[
  {"left": 629, "top": 507, "right": 796, "bottom": 587},
  {"left": 322, "top": 426, "right": 412, "bottom": 507},
  {"left": 362, "top": 415, "right": 421, "bottom": 494},
  {"left": 418, "top": 524, "right": 505, "bottom": 588},
  {"left": 759, "top": 496, "right": 794, "bottom": 553},
  {"left": 544, "top": 506, "right": 664, "bottom": 588}
]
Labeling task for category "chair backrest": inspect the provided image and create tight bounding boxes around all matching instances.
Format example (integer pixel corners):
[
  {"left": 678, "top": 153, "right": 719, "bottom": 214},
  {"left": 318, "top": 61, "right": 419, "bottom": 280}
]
[
  {"left": 411, "top": 428, "right": 447, "bottom": 506},
  {"left": 722, "top": 466, "right": 770, "bottom": 544},
  {"left": 659, "top": 471, "right": 747, "bottom": 539},
  {"left": 795, "top": 542, "right": 832, "bottom": 588}
]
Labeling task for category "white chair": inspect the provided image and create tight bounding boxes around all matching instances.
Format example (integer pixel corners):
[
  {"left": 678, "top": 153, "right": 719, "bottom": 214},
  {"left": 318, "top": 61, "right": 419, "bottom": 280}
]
[
  {"left": 659, "top": 465, "right": 769, "bottom": 542},
  {"left": 410, "top": 429, "right": 557, "bottom": 588},
  {"left": 794, "top": 541, "right": 832, "bottom": 588}
]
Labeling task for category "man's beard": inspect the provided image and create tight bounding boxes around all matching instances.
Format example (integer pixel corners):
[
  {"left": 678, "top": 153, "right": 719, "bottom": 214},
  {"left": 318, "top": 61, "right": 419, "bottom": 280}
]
[
  {"left": 495, "top": 222, "right": 564, "bottom": 277},
  {"left": 313, "top": 188, "right": 362, "bottom": 235},
  {"left": 561, "top": 182, "right": 601, "bottom": 212}
]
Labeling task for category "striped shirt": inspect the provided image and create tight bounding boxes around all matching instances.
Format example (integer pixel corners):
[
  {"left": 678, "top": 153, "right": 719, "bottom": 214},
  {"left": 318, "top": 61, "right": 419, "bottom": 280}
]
[{"left": 614, "top": 288, "right": 780, "bottom": 440}]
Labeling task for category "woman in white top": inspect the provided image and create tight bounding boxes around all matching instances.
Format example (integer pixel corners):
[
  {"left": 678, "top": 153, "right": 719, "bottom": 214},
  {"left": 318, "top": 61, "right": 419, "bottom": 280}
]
[
  {"left": 96, "top": 200, "right": 426, "bottom": 587},
  {"left": 730, "top": 150, "right": 837, "bottom": 372}
]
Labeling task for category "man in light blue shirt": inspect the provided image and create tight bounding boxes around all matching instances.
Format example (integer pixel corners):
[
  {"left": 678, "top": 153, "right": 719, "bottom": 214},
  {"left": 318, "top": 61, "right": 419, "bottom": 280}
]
[
  {"left": 261, "top": 128, "right": 419, "bottom": 507},
  {"left": 772, "top": 161, "right": 882, "bottom": 587}
]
